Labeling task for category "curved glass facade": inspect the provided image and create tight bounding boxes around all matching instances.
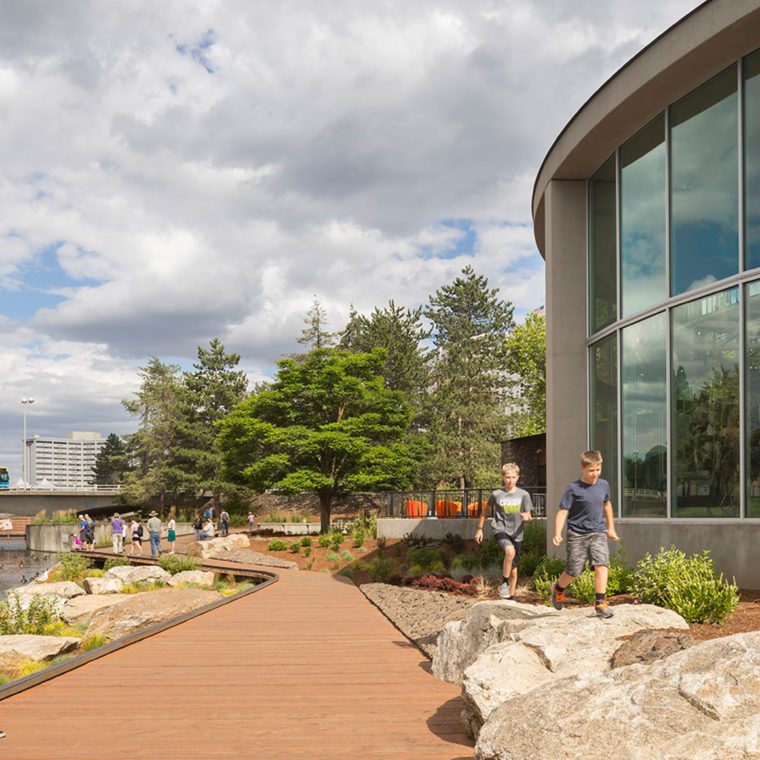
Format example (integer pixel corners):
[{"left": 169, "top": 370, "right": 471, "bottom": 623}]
[{"left": 588, "top": 49, "right": 760, "bottom": 520}]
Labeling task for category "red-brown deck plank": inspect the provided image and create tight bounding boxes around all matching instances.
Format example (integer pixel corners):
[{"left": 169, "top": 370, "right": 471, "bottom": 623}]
[{"left": 1, "top": 566, "right": 473, "bottom": 759}]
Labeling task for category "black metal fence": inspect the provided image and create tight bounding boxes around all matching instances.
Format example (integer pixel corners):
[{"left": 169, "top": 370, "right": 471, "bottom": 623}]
[{"left": 378, "top": 487, "right": 546, "bottom": 519}]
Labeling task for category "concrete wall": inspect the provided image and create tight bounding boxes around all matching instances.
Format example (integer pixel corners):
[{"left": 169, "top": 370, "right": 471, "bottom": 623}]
[
  {"left": 256, "top": 523, "right": 321, "bottom": 535},
  {"left": 377, "top": 518, "right": 545, "bottom": 541},
  {"left": 27, "top": 522, "right": 194, "bottom": 553},
  {"left": 615, "top": 521, "right": 760, "bottom": 590},
  {"left": 544, "top": 180, "right": 588, "bottom": 558},
  {"left": 0, "top": 493, "right": 119, "bottom": 516}
]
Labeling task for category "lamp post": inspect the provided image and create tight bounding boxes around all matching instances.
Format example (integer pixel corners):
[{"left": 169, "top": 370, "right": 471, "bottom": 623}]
[{"left": 21, "top": 397, "right": 35, "bottom": 487}]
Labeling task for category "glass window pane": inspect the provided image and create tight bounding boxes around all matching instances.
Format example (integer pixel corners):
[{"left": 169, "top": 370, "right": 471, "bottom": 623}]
[
  {"left": 622, "top": 314, "right": 667, "bottom": 517},
  {"left": 589, "top": 156, "right": 617, "bottom": 334},
  {"left": 745, "top": 51, "right": 760, "bottom": 269},
  {"left": 672, "top": 288, "right": 740, "bottom": 517},
  {"left": 591, "top": 334, "right": 618, "bottom": 508},
  {"left": 746, "top": 281, "right": 760, "bottom": 516},
  {"left": 671, "top": 65, "right": 738, "bottom": 296},
  {"left": 621, "top": 114, "right": 666, "bottom": 316}
]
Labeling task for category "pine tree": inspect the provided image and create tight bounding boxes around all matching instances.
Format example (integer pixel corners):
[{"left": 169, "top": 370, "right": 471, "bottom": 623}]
[
  {"left": 91, "top": 433, "right": 129, "bottom": 485},
  {"left": 297, "top": 297, "right": 336, "bottom": 349},
  {"left": 183, "top": 339, "right": 249, "bottom": 509},
  {"left": 424, "top": 266, "right": 515, "bottom": 487},
  {"left": 339, "top": 300, "right": 431, "bottom": 416}
]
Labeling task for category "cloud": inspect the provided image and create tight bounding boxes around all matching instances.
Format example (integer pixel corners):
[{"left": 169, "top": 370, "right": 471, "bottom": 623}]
[{"left": 0, "top": 0, "right": 702, "bottom": 480}]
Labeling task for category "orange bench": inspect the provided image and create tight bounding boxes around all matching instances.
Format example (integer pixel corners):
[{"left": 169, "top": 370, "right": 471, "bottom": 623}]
[
  {"left": 466, "top": 501, "right": 488, "bottom": 517},
  {"left": 404, "top": 499, "right": 426, "bottom": 518},
  {"left": 435, "top": 499, "right": 462, "bottom": 518}
]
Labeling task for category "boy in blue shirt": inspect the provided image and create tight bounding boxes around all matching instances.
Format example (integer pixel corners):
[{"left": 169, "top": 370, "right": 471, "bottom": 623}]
[{"left": 551, "top": 450, "right": 619, "bottom": 618}]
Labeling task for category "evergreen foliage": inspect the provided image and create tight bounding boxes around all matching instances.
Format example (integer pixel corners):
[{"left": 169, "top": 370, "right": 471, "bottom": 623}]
[
  {"left": 217, "top": 348, "right": 423, "bottom": 532},
  {"left": 423, "top": 266, "right": 515, "bottom": 486},
  {"left": 91, "top": 433, "right": 129, "bottom": 485},
  {"left": 505, "top": 311, "right": 546, "bottom": 437},
  {"left": 297, "top": 296, "right": 336, "bottom": 349}
]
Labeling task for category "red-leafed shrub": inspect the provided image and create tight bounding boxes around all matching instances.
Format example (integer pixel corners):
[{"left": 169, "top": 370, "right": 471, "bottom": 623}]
[{"left": 401, "top": 573, "right": 478, "bottom": 596}]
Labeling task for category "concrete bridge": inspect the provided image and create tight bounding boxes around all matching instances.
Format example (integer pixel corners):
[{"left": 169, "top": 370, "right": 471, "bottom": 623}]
[{"left": 0, "top": 489, "right": 121, "bottom": 516}]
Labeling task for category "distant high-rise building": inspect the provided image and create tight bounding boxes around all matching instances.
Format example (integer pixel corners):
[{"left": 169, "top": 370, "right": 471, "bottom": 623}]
[{"left": 27, "top": 432, "right": 105, "bottom": 489}]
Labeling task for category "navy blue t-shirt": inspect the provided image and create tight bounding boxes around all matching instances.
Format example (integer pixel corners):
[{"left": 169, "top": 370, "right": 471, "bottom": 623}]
[{"left": 558, "top": 478, "right": 610, "bottom": 534}]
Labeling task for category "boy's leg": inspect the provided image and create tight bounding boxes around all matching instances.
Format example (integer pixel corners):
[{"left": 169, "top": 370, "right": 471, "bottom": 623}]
[
  {"left": 552, "top": 531, "right": 585, "bottom": 610},
  {"left": 590, "top": 532, "right": 613, "bottom": 617},
  {"left": 495, "top": 534, "right": 515, "bottom": 598},
  {"left": 508, "top": 541, "right": 522, "bottom": 596}
]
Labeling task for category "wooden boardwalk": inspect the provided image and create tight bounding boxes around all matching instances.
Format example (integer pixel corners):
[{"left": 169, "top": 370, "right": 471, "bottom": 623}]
[{"left": 0, "top": 565, "right": 473, "bottom": 759}]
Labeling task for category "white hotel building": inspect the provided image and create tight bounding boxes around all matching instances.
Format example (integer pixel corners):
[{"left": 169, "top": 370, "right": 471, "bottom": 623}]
[{"left": 27, "top": 432, "right": 105, "bottom": 489}]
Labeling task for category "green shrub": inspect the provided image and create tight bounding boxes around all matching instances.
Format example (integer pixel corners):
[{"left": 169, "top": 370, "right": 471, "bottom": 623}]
[
  {"left": 478, "top": 538, "right": 503, "bottom": 568},
  {"left": 42, "top": 621, "right": 81, "bottom": 638},
  {"left": 632, "top": 546, "right": 739, "bottom": 624},
  {"left": 0, "top": 594, "right": 59, "bottom": 635},
  {"left": 521, "top": 521, "right": 547, "bottom": 557},
  {"left": 158, "top": 555, "right": 199, "bottom": 574},
  {"left": 303, "top": 547, "right": 312, "bottom": 557},
  {"left": 17, "top": 660, "right": 48, "bottom": 678},
  {"left": 84, "top": 569, "right": 105, "bottom": 578},
  {"left": 300, "top": 537, "right": 312, "bottom": 547},
  {"left": 451, "top": 553, "right": 481, "bottom": 572},
  {"left": 369, "top": 557, "right": 395, "bottom": 583},
  {"left": 56, "top": 552, "right": 92, "bottom": 582},
  {"left": 103, "top": 557, "right": 131, "bottom": 571},
  {"left": 317, "top": 534, "right": 332, "bottom": 548},
  {"left": 326, "top": 551, "right": 340, "bottom": 563},
  {"left": 263, "top": 512, "right": 287, "bottom": 523},
  {"left": 0, "top": 674, "right": 10, "bottom": 686},
  {"left": 443, "top": 532, "right": 465, "bottom": 552},
  {"left": 518, "top": 549, "right": 543, "bottom": 578},
  {"left": 406, "top": 546, "right": 444, "bottom": 572},
  {"left": 340, "top": 550, "right": 354, "bottom": 562},
  {"left": 339, "top": 566, "right": 354, "bottom": 579},
  {"left": 268, "top": 540, "right": 289, "bottom": 551},
  {"left": 330, "top": 532, "right": 344, "bottom": 549},
  {"left": 352, "top": 529, "right": 365, "bottom": 548},
  {"left": 289, "top": 542, "right": 300, "bottom": 554},
  {"left": 80, "top": 634, "right": 109, "bottom": 651}
]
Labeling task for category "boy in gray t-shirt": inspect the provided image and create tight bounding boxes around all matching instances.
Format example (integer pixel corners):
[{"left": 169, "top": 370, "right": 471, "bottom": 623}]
[{"left": 476, "top": 462, "right": 533, "bottom": 599}]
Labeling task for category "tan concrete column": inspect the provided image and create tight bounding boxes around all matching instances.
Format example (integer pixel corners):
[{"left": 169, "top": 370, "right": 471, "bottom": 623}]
[{"left": 544, "top": 179, "right": 588, "bottom": 553}]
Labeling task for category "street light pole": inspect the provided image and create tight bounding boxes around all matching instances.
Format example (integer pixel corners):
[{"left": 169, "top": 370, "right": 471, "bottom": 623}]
[{"left": 21, "top": 397, "right": 35, "bottom": 486}]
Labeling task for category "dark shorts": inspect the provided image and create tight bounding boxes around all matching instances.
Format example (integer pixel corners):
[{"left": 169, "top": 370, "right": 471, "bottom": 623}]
[
  {"left": 494, "top": 533, "right": 522, "bottom": 568},
  {"left": 565, "top": 530, "right": 609, "bottom": 576}
]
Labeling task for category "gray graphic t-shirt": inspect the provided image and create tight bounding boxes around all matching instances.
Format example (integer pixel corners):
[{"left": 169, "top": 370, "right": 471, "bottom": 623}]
[{"left": 487, "top": 487, "right": 532, "bottom": 540}]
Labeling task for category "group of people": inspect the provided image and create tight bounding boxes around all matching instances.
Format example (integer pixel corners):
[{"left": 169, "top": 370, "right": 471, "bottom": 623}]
[
  {"left": 478, "top": 449, "right": 619, "bottom": 618},
  {"left": 71, "top": 511, "right": 178, "bottom": 559},
  {"left": 192, "top": 507, "right": 239, "bottom": 540}
]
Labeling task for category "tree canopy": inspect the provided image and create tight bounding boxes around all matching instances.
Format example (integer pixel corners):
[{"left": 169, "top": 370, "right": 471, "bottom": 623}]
[
  {"left": 217, "top": 348, "right": 423, "bottom": 531},
  {"left": 505, "top": 311, "right": 546, "bottom": 437}
]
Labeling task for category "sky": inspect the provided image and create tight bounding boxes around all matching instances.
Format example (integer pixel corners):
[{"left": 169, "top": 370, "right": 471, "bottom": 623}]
[{"left": 0, "top": 0, "right": 701, "bottom": 483}]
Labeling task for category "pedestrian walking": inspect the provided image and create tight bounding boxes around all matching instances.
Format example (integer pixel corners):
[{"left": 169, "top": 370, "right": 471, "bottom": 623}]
[
  {"left": 220, "top": 509, "right": 229, "bottom": 537},
  {"left": 147, "top": 510, "right": 162, "bottom": 559},
  {"left": 167, "top": 516, "right": 176, "bottom": 554},
  {"left": 111, "top": 513, "right": 124, "bottom": 554},
  {"left": 248, "top": 511, "right": 255, "bottom": 534},
  {"left": 130, "top": 518, "right": 144, "bottom": 556}
]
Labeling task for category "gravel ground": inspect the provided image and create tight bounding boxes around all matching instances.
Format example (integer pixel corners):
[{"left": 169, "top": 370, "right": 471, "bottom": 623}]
[
  {"left": 217, "top": 548, "right": 299, "bottom": 569},
  {"left": 360, "top": 583, "right": 478, "bottom": 657}
]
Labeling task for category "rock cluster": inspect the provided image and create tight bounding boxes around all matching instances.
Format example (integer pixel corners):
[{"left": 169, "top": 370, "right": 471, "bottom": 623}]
[
  {"left": 431, "top": 600, "right": 760, "bottom": 759},
  {"left": 186, "top": 533, "right": 250, "bottom": 558}
]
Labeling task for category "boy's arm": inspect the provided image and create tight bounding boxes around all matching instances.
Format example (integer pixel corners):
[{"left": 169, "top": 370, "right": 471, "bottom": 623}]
[
  {"left": 553, "top": 509, "right": 567, "bottom": 546},
  {"left": 475, "top": 501, "right": 491, "bottom": 544},
  {"left": 521, "top": 493, "right": 533, "bottom": 521},
  {"left": 603, "top": 500, "right": 620, "bottom": 541}
]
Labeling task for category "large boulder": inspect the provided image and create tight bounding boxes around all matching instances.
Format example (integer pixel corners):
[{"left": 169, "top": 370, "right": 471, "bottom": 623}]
[
  {"left": 432, "top": 600, "right": 559, "bottom": 684},
  {"left": 104, "top": 565, "right": 171, "bottom": 585},
  {"left": 435, "top": 601, "right": 689, "bottom": 737},
  {"left": 6, "top": 581, "right": 86, "bottom": 615},
  {"left": 167, "top": 570, "right": 216, "bottom": 588},
  {"left": 186, "top": 534, "right": 250, "bottom": 558},
  {"left": 86, "top": 588, "right": 222, "bottom": 640},
  {"left": 475, "top": 631, "right": 760, "bottom": 760},
  {"left": 0, "top": 635, "right": 80, "bottom": 661},
  {"left": 82, "top": 577, "right": 124, "bottom": 595},
  {"left": 61, "top": 594, "right": 132, "bottom": 625}
]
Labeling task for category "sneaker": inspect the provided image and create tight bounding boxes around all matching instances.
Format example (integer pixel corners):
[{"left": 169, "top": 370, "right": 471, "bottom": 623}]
[
  {"left": 498, "top": 582, "right": 512, "bottom": 599},
  {"left": 595, "top": 601, "right": 614, "bottom": 619},
  {"left": 551, "top": 583, "right": 565, "bottom": 610},
  {"left": 0, "top": 728, "right": 6, "bottom": 738}
]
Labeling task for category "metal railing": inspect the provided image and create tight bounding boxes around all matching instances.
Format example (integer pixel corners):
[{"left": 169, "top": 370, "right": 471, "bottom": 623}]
[
  {"left": 2, "top": 484, "right": 122, "bottom": 494},
  {"left": 379, "top": 487, "right": 546, "bottom": 519}
]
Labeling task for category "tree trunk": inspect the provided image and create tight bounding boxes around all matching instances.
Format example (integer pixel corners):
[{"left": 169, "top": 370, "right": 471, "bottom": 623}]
[{"left": 318, "top": 490, "right": 332, "bottom": 534}]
